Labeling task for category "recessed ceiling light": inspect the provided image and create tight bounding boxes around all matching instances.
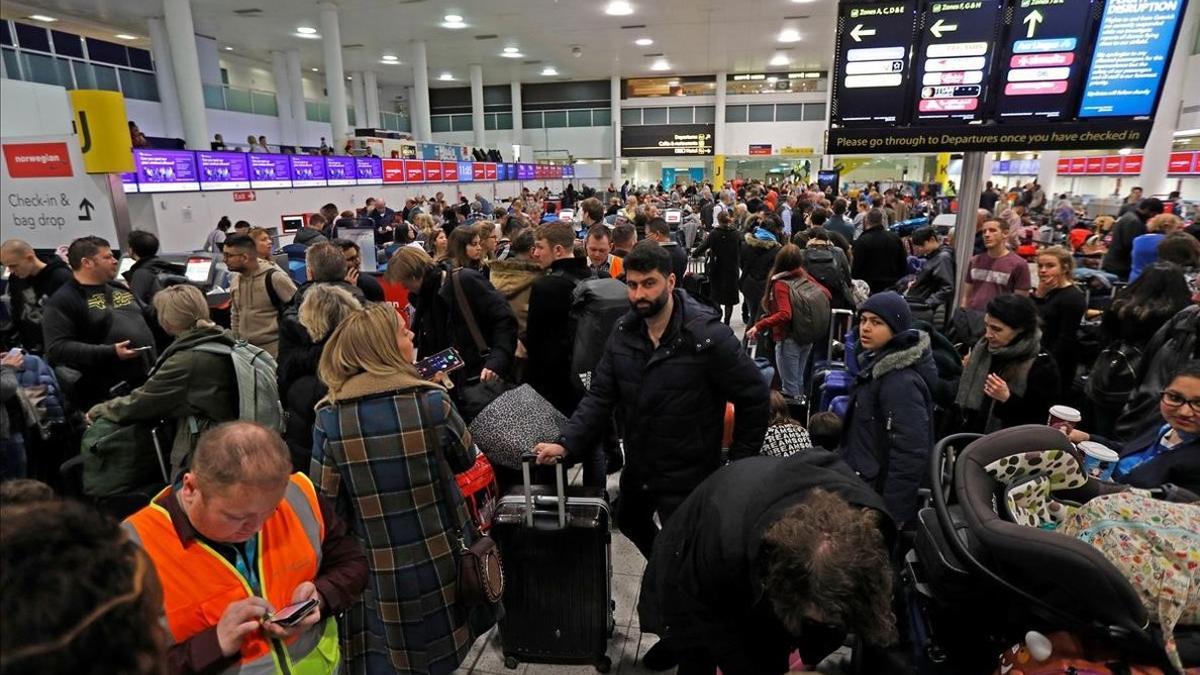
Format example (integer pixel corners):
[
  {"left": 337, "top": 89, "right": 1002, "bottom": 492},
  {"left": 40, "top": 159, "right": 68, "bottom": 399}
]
[
  {"left": 380, "top": 59, "right": 402, "bottom": 65},
  {"left": 667, "top": 79, "right": 679, "bottom": 86},
  {"left": 503, "top": 46, "right": 520, "bottom": 53},
  {"left": 444, "top": 14, "right": 463, "bottom": 22},
  {"left": 223, "top": 46, "right": 234, "bottom": 51},
  {"left": 770, "top": 53, "right": 790, "bottom": 66},
  {"left": 346, "top": 76, "right": 352, "bottom": 81},
  {"left": 1118, "top": 147, "right": 1133, "bottom": 155},
  {"left": 439, "top": 72, "right": 454, "bottom": 80},
  {"left": 541, "top": 66, "right": 558, "bottom": 76},
  {"left": 382, "top": 54, "right": 398, "bottom": 61},
  {"left": 296, "top": 26, "right": 317, "bottom": 34},
  {"left": 27, "top": 14, "right": 57, "bottom": 22},
  {"left": 605, "top": 1, "right": 634, "bottom": 16},
  {"left": 650, "top": 58, "right": 669, "bottom": 71},
  {"left": 311, "top": 67, "right": 319, "bottom": 72},
  {"left": 115, "top": 34, "right": 139, "bottom": 40},
  {"left": 500, "top": 50, "right": 524, "bottom": 58},
  {"left": 635, "top": 37, "right": 653, "bottom": 46},
  {"left": 295, "top": 32, "right": 321, "bottom": 39},
  {"left": 778, "top": 28, "right": 801, "bottom": 43}
]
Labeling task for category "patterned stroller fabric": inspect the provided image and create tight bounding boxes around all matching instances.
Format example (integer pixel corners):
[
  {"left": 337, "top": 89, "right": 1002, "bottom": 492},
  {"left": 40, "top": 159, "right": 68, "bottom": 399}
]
[
  {"left": 983, "top": 448, "right": 1089, "bottom": 528},
  {"left": 1059, "top": 493, "right": 1200, "bottom": 671}
]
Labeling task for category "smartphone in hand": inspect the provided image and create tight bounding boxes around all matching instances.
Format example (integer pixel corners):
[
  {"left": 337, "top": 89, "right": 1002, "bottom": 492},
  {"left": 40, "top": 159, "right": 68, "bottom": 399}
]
[
  {"left": 415, "top": 348, "right": 465, "bottom": 379},
  {"left": 265, "top": 598, "right": 319, "bottom": 628}
]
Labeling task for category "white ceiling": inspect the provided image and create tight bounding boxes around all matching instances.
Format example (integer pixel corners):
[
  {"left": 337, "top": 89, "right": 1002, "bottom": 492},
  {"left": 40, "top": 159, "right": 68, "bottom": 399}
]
[{"left": 3, "top": 0, "right": 837, "bottom": 87}]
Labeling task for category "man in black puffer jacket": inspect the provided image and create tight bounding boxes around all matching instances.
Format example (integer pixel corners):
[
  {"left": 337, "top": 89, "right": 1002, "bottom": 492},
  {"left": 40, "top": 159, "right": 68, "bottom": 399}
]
[{"left": 535, "top": 242, "right": 770, "bottom": 559}]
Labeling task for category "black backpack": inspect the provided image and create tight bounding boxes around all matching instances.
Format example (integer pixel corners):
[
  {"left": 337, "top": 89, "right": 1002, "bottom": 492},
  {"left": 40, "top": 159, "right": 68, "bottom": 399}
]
[
  {"left": 1085, "top": 341, "right": 1143, "bottom": 406},
  {"left": 801, "top": 248, "right": 853, "bottom": 308}
]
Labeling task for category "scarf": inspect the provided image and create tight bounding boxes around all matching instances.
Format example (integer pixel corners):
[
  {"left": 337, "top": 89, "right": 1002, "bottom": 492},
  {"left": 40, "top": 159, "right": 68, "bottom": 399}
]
[{"left": 955, "top": 327, "right": 1043, "bottom": 413}]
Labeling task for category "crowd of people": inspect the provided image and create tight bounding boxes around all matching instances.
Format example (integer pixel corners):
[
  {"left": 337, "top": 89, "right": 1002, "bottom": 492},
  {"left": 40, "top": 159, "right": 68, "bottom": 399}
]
[{"left": 0, "top": 173, "right": 1197, "bottom": 675}]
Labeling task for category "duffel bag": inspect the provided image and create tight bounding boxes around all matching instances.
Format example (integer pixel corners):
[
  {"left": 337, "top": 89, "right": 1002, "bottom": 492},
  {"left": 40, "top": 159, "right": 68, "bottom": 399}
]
[{"left": 81, "top": 417, "right": 166, "bottom": 498}]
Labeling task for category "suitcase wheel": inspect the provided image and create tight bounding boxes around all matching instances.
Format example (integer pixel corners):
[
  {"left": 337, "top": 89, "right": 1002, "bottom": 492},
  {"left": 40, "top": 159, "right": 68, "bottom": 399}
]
[
  {"left": 595, "top": 655, "right": 612, "bottom": 673},
  {"left": 504, "top": 656, "right": 520, "bottom": 670}
]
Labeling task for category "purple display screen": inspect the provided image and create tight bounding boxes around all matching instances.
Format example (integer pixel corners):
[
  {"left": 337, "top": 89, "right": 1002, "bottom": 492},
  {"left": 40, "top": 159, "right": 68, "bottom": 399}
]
[
  {"left": 197, "top": 151, "right": 251, "bottom": 190},
  {"left": 326, "top": 156, "right": 357, "bottom": 186},
  {"left": 519, "top": 164, "right": 534, "bottom": 180},
  {"left": 289, "top": 155, "right": 327, "bottom": 186},
  {"left": 120, "top": 172, "right": 138, "bottom": 193},
  {"left": 355, "top": 157, "right": 383, "bottom": 184},
  {"left": 248, "top": 154, "right": 292, "bottom": 189},
  {"left": 134, "top": 149, "right": 199, "bottom": 192}
]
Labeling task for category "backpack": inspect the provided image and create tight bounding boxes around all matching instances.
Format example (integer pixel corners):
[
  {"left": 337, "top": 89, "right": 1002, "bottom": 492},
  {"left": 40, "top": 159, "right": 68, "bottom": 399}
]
[
  {"left": 782, "top": 272, "right": 831, "bottom": 344},
  {"left": 801, "top": 248, "right": 853, "bottom": 308},
  {"left": 1085, "top": 341, "right": 1144, "bottom": 406},
  {"left": 189, "top": 340, "right": 284, "bottom": 431},
  {"left": 569, "top": 277, "right": 629, "bottom": 390},
  {"left": 262, "top": 268, "right": 287, "bottom": 314},
  {"left": 81, "top": 417, "right": 163, "bottom": 498}
]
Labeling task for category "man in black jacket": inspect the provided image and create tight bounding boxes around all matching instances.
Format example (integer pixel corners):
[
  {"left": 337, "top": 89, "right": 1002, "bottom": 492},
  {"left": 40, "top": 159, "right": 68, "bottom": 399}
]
[
  {"left": 42, "top": 236, "right": 156, "bottom": 410},
  {"left": 535, "top": 242, "right": 769, "bottom": 558},
  {"left": 526, "top": 221, "right": 592, "bottom": 418},
  {"left": 852, "top": 208, "right": 908, "bottom": 294},
  {"left": 123, "top": 230, "right": 184, "bottom": 307},
  {"left": 1, "top": 239, "right": 73, "bottom": 353},
  {"left": 645, "top": 218, "right": 687, "bottom": 283},
  {"left": 903, "top": 227, "right": 955, "bottom": 321},
  {"left": 1102, "top": 197, "right": 1163, "bottom": 280},
  {"left": 638, "top": 452, "right": 897, "bottom": 674}
]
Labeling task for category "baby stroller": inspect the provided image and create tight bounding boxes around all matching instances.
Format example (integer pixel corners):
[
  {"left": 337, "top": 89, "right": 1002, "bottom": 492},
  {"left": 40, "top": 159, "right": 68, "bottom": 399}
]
[{"left": 902, "top": 425, "right": 1199, "bottom": 674}]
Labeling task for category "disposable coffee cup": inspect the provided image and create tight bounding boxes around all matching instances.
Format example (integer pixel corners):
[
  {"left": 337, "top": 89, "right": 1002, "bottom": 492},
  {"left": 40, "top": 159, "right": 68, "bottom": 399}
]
[
  {"left": 1047, "top": 405, "right": 1082, "bottom": 434},
  {"left": 1078, "top": 441, "right": 1119, "bottom": 481}
]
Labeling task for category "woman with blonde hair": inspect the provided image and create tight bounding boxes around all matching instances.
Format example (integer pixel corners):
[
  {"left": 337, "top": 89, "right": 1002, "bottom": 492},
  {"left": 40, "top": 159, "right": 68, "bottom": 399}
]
[
  {"left": 86, "top": 284, "right": 241, "bottom": 476},
  {"left": 311, "top": 303, "right": 489, "bottom": 674},
  {"left": 279, "top": 283, "right": 362, "bottom": 471},
  {"left": 476, "top": 220, "right": 499, "bottom": 261},
  {"left": 1033, "top": 245, "right": 1086, "bottom": 384},
  {"left": 1130, "top": 213, "right": 1185, "bottom": 282}
]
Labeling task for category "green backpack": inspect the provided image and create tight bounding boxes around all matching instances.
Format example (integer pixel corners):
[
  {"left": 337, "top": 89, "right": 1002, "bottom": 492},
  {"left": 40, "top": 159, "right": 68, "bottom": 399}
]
[{"left": 81, "top": 417, "right": 166, "bottom": 498}]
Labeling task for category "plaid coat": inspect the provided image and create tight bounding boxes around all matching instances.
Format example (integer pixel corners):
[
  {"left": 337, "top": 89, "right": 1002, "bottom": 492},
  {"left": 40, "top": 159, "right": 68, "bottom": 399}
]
[{"left": 312, "top": 382, "right": 480, "bottom": 675}]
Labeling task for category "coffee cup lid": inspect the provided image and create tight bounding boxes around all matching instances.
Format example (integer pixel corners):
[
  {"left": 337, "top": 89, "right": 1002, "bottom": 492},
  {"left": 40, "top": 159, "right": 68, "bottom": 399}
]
[
  {"left": 1078, "top": 441, "right": 1118, "bottom": 462},
  {"left": 1050, "top": 405, "right": 1082, "bottom": 422}
]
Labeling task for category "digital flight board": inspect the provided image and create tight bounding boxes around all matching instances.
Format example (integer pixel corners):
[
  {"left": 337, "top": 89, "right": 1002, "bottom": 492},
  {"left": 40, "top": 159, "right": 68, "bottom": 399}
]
[{"left": 828, "top": 0, "right": 1188, "bottom": 153}]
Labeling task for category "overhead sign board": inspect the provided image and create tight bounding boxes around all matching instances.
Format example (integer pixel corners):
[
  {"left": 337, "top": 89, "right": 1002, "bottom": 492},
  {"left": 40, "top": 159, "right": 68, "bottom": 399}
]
[
  {"left": 827, "top": 0, "right": 1187, "bottom": 153},
  {"left": 833, "top": 0, "right": 917, "bottom": 125},
  {"left": 621, "top": 124, "right": 715, "bottom": 157}
]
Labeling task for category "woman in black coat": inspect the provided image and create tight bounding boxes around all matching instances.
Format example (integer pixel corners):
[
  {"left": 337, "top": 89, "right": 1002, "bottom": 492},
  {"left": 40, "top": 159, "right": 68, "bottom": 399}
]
[
  {"left": 692, "top": 210, "right": 742, "bottom": 324},
  {"left": 276, "top": 284, "right": 362, "bottom": 471},
  {"left": 839, "top": 292, "right": 939, "bottom": 527},
  {"left": 956, "top": 294, "right": 1060, "bottom": 433},
  {"left": 739, "top": 216, "right": 783, "bottom": 324}
]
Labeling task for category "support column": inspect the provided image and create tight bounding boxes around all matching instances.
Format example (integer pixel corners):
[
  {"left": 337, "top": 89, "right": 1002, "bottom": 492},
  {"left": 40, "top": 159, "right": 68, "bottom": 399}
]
[
  {"left": 1139, "top": 0, "right": 1197, "bottom": 196},
  {"left": 350, "top": 71, "right": 366, "bottom": 130},
  {"left": 1037, "top": 151, "right": 1060, "bottom": 201},
  {"left": 714, "top": 71, "right": 727, "bottom": 155},
  {"left": 364, "top": 71, "right": 380, "bottom": 128},
  {"left": 953, "top": 152, "right": 987, "bottom": 309},
  {"left": 162, "top": 0, "right": 208, "bottom": 149},
  {"left": 286, "top": 50, "right": 306, "bottom": 142},
  {"left": 470, "top": 63, "right": 486, "bottom": 148},
  {"left": 319, "top": 2, "right": 350, "bottom": 145},
  {"left": 270, "top": 51, "right": 295, "bottom": 145},
  {"left": 146, "top": 18, "right": 184, "bottom": 139},
  {"left": 411, "top": 40, "right": 432, "bottom": 141},
  {"left": 511, "top": 80, "right": 523, "bottom": 138},
  {"left": 611, "top": 75, "right": 622, "bottom": 187}
]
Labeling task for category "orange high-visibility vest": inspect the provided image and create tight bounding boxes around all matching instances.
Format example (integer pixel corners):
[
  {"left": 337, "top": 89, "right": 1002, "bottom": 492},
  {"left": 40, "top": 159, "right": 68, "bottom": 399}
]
[
  {"left": 123, "top": 473, "right": 339, "bottom": 674},
  {"left": 607, "top": 254, "right": 624, "bottom": 280}
]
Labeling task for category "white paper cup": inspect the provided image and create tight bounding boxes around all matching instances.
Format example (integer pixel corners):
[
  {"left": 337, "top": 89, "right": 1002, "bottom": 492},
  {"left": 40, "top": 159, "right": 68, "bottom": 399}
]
[
  {"left": 1078, "top": 441, "right": 1119, "bottom": 481},
  {"left": 1047, "top": 405, "right": 1082, "bottom": 434}
]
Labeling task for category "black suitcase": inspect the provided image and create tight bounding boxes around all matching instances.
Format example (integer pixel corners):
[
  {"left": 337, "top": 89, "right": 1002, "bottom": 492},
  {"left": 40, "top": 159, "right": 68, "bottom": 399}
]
[{"left": 492, "top": 456, "right": 613, "bottom": 672}]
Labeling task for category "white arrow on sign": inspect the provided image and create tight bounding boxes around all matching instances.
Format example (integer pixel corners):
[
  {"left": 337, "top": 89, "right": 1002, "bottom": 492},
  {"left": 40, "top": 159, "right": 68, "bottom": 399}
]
[
  {"left": 930, "top": 18, "right": 958, "bottom": 38},
  {"left": 850, "top": 23, "right": 877, "bottom": 42},
  {"left": 1023, "top": 9, "right": 1044, "bottom": 38}
]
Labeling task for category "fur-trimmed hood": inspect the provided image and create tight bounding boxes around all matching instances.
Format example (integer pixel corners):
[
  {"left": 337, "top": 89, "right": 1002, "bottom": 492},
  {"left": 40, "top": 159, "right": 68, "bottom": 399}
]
[
  {"left": 743, "top": 232, "right": 781, "bottom": 250},
  {"left": 489, "top": 256, "right": 544, "bottom": 299},
  {"left": 863, "top": 330, "right": 938, "bottom": 385}
]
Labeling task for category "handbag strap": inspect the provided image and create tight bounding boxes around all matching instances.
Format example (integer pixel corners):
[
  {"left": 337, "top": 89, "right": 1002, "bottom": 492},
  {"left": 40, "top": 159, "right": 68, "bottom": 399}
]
[
  {"left": 450, "top": 270, "right": 489, "bottom": 355},
  {"left": 420, "top": 389, "right": 470, "bottom": 548}
]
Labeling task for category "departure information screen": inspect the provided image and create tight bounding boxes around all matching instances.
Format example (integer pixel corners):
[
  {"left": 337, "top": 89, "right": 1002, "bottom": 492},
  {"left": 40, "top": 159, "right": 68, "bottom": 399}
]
[{"left": 827, "top": 0, "right": 1187, "bottom": 152}]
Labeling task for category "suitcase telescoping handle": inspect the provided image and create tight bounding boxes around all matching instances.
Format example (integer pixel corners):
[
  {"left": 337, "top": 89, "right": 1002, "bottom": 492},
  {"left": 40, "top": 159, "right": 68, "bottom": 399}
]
[{"left": 521, "top": 452, "right": 568, "bottom": 529}]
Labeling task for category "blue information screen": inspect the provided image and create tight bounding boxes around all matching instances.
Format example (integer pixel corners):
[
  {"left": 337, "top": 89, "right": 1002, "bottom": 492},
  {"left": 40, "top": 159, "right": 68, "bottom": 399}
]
[{"left": 1077, "top": 0, "right": 1185, "bottom": 118}]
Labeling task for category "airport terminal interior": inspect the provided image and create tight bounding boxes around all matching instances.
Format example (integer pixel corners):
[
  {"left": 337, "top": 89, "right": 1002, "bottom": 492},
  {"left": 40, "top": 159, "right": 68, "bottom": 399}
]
[{"left": 1, "top": 0, "right": 1199, "bottom": 674}]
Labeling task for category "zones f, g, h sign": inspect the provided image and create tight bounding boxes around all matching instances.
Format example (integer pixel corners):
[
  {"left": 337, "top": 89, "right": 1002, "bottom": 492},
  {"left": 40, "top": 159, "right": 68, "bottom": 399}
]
[
  {"left": 835, "top": 0, "right": 916, "bottom": 125},
  {"left": 911, "top": 0, "right": 1002, "bottom": 124}
]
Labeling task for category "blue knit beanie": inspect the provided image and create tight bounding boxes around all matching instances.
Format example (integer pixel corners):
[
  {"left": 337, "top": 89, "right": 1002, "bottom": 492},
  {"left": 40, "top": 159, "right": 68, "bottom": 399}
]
[{"left": 859, "top": 291, "right": 912, "bottom": 335}]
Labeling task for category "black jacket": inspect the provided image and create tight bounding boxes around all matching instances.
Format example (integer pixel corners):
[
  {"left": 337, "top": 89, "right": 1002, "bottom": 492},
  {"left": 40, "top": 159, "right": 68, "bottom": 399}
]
[
  {"left": 124, "top": 256, "right": 185, "bottom": 308},
  {"left": 739, "top": 234, "right": 781, "bottom": 318},
  {"left": 961, "top": 351, "right": 1061, "bottom": 434},
  {"left": 691, "top": 225, "right": 742, "bottom": 305},
  {"left": 905, "top": 245, "right": 955, "bottom": 309},
  {"left": 839, "top": 330, "right": 938, "bottom": 525},
  {"left": 411, "top": 265, "right": 518, "bottom": 387},
  {"left": 561, "top": 290, "right": 769, "bottom": 494},
  {"left": 852, "top": 227, "right": 908, "bottom": 295},
  {"left": 638, "top": 452, "right": 894, "bottom": 673},
  {"left": 1101, "top": 211, "right": 1147, "bottom": 279},
  {"left": 525, "top": 257, "right": 591, "bottom": 415},
  {"left": 293, "top": 228, "right": 328, "bottom": 248},
  {"left": 1093, "top": 424, "right": 1200, "bottom": 496},
  {"left": 6, "top": 257, "right": 73, "bottom": 353},
  {"left": 660, "top": 240, "right": 688, "bottom": 284}
]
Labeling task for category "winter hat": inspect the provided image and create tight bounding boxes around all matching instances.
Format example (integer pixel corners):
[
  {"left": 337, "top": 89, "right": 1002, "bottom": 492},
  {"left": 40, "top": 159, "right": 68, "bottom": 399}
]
[{"left": 859, "top": 291, "right": 912, "bottom": 335}]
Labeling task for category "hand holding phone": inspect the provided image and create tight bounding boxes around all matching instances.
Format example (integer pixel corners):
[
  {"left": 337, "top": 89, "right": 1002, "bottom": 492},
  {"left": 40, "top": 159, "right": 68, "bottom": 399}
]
[
  {"left": 415, "top": 348, "right": 465, "bottom": 379},
  {"left": 264, "top": 598, "right": 319, "bottom": 629}
]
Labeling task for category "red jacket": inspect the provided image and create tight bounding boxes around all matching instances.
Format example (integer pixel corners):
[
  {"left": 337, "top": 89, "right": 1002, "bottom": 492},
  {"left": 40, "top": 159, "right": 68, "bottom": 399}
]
[{"left": 754, "top": 269, "right": 830, "bottom": 342}]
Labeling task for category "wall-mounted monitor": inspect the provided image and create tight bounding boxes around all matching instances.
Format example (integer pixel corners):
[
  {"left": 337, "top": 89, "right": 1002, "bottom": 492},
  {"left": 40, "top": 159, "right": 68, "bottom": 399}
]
[
  {"left": 355, "top": 157, "right": 383, "bottom": 185},
  {"left": 289, "top": 155, "right": 327, "bottom": 187},
  {"left": 248, "top": 154, "right": 292, "bottom": 189},
  {"left": 135, "top": 149, "right": 199, "bottom": 192},
  {"left": 197, "top": 151, "right": 251, "bottom": 191},
  {"left": 325, "top": 155, "right": 357, "bottom": 186}
]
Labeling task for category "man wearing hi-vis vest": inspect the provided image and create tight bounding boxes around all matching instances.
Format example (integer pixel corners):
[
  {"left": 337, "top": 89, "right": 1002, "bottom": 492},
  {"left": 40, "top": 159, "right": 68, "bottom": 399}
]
[{"left": 122, "top": 421, "right": 367, "bottom": 674}]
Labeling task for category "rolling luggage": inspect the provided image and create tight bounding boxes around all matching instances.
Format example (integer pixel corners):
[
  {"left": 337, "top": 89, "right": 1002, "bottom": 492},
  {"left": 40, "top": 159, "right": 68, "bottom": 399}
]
[
  {"left": 493, "top": 456, "right": 614, "bottom": 672},
  {"left": 810, "top": 309, "right": 857, "bottom": 413}
]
